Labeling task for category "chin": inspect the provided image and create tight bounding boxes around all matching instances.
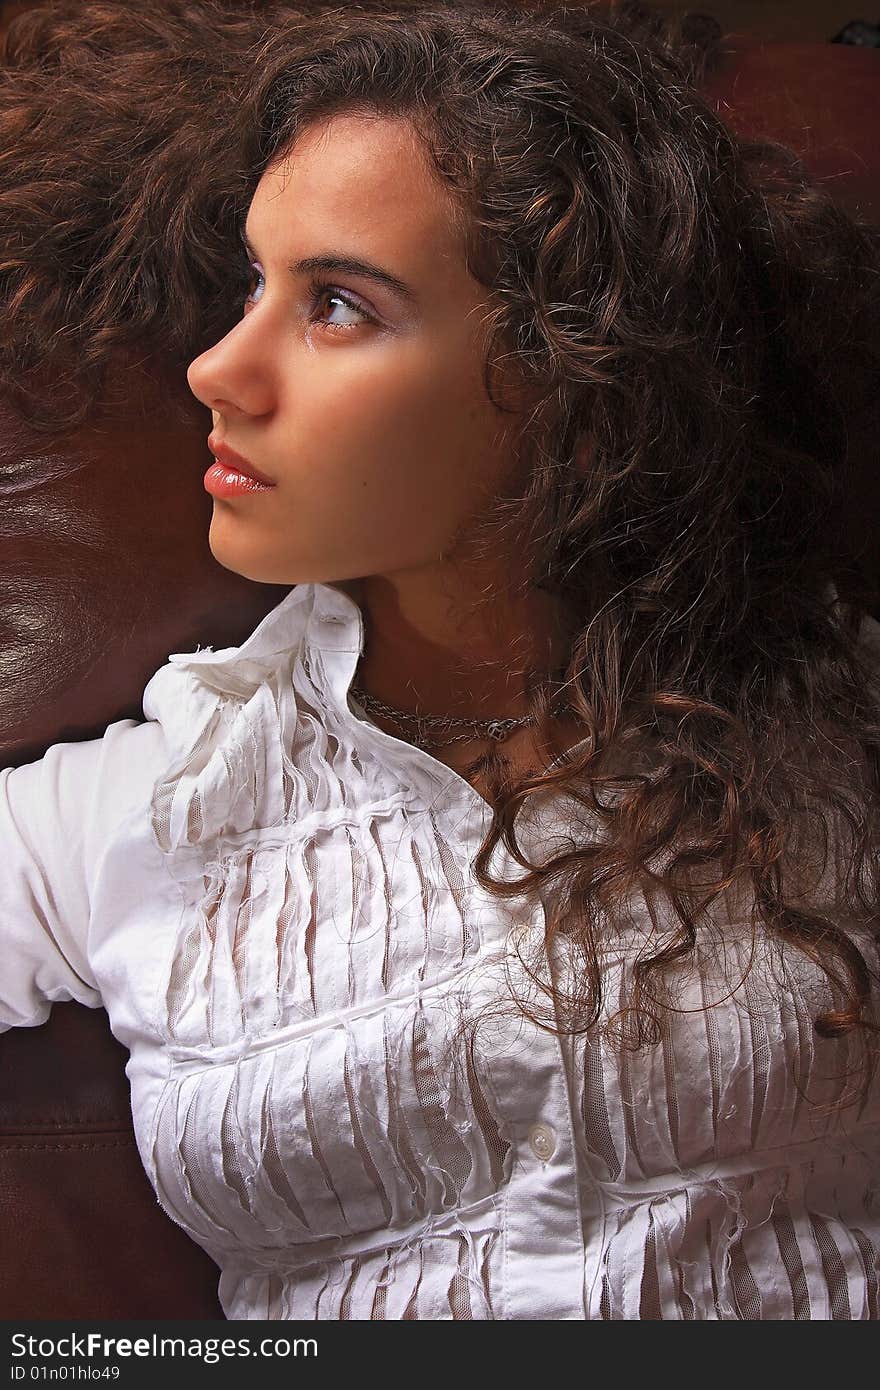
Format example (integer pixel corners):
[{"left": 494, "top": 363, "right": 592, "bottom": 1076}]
[
  {"left": 207, "top": 522, "right": 362, "bottom": 590},
  {"left": 207, "top": 540, "right": 280, "bottom": 586},
  {"left": 206, "top": 522, "right": 271, "bottom": 583}
]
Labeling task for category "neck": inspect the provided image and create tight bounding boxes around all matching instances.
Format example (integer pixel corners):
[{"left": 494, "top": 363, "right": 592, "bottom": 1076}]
[{"left": 332, "top": 562, "right": 575, "bottom": 722}]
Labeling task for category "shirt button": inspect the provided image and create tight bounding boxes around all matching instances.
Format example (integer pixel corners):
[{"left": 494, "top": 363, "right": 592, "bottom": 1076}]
[{"left": 527, "top": 1122, "right": 557, "bottom": 1161}]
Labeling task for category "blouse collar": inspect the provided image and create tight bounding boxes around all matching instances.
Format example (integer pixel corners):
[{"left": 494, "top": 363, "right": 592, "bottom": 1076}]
[{"left": 166, "top": 581, "right": 364, "bottom": 676}]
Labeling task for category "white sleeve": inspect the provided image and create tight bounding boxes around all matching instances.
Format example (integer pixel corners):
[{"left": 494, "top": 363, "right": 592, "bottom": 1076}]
[{"left": 0, "top": 717, "right": 167, "bottom": 1031}]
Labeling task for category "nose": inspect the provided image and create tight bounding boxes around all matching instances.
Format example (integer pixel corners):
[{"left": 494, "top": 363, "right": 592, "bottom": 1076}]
[{"left": 186, "top": 319, "right": 275, "bottom": 421}]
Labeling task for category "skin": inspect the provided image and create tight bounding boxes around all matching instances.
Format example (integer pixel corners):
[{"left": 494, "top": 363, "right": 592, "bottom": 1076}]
[{"left": 187, "top": 113, "right": 582, "bottom": 771}]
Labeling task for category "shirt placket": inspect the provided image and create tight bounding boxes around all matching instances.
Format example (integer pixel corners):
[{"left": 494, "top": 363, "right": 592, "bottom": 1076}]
[{"left": 472, "top": 868, "right": 587, "bottom": 1319}]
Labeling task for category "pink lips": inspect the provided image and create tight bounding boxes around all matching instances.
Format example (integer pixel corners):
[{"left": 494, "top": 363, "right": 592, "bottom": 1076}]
[
  {"left": 205, "top": 435, "right": 277, "bottom": 498},
  {"left": 207, "top": 435, "right": 275, "bottom": 485}
]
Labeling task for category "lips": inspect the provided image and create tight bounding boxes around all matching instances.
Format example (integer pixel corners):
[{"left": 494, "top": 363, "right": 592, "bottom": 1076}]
[{"left": 207, "top": 434, "right": 275, "bottom": 486}]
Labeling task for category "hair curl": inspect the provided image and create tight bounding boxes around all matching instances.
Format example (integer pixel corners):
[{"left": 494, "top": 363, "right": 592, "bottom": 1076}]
[{"left": 234, "top": 0, "right": 880, "bottom": 1085}]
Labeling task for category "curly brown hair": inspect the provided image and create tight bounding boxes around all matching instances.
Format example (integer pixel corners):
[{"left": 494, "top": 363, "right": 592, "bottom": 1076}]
[
  {"left": 230, "top": 0, "right": 880, "bottom": 1084},
  {"left": 0, "top": 0, "right": 293, "bottom": 434}
]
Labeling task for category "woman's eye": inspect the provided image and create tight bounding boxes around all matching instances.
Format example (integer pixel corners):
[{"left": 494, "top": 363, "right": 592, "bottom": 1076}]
[
  {"left": 244, "top": 264, "right": 265, "bottom": 307},
  {"left": 309, "top": 280, "right": 372, "bottom": 332},
  {"left": 243, "top": 265, "right": 373, "bottom": 334}
]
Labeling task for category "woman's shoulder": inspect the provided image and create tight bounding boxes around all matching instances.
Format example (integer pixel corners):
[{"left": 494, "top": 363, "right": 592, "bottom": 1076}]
[
  {"left": 0, "top": 717, "right": 173, "bottom": 1028},
  {"left": 1, "top": 716, "right": 171, "bottom": 863}
]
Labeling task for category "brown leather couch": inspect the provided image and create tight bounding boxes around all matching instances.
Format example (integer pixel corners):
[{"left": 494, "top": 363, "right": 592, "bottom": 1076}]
[{"left": 1, "top": 7, "right": 878, "bottom": 1318}]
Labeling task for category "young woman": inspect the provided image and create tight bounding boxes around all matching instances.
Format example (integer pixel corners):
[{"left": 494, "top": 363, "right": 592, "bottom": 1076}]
[{"left": 2, "top": 0, "right": 879, "bottom": 1320}]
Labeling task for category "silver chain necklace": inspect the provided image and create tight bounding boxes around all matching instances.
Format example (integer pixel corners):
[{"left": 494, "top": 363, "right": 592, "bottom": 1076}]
[{"left": 348, "top": 681, "right": 536, "bottom": 753}]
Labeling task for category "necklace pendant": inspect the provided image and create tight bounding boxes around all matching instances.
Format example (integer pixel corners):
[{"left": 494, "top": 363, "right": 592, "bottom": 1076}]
[{"left": 485, "top": 720, "right": 509, "bottom": 741}]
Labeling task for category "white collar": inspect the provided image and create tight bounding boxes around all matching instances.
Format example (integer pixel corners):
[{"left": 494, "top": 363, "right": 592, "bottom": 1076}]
[{"left": 166, "top": 581, "right": 364, "bottom": 676}]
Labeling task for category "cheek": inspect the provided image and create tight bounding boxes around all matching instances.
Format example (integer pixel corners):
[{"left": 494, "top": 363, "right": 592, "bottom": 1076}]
[{"left": 312, "top": 338, "right": 505, "bottom": 488}]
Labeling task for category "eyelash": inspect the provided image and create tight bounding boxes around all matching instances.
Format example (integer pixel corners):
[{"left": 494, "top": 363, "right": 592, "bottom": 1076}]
[{"left": 243, "top": 262, "right": 374, "bottom": 334}]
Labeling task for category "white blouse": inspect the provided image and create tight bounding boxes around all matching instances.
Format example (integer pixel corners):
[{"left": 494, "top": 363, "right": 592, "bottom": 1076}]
[{"left": 2, "top": 579, "right": 879, "bottom": 1320}]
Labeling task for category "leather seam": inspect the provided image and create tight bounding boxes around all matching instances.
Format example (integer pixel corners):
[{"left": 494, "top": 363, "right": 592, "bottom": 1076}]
[
  {"left": 0, "top": 1117, "right": 130, "bottom": 1128},
  {"left": 0, "top": 1118, "right": 130, "bottom": 1130},
  {"left": 0, "top": 1136, "right": 136, "bottom": 1150}
]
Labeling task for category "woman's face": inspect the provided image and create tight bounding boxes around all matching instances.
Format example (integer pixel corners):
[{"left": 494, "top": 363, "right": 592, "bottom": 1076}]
[{"left": 187, "top": 112, "right": 525, "bottom": 588}]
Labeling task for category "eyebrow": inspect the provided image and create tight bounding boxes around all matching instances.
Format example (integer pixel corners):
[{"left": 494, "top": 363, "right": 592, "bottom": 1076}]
[{"left": 241, "top": 225, "right": 419, "bottom": 306}]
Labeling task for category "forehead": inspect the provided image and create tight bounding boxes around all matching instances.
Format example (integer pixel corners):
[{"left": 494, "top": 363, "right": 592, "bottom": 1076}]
[{"left": 250, "top": 113, "right": 467, "bottom": 269}]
